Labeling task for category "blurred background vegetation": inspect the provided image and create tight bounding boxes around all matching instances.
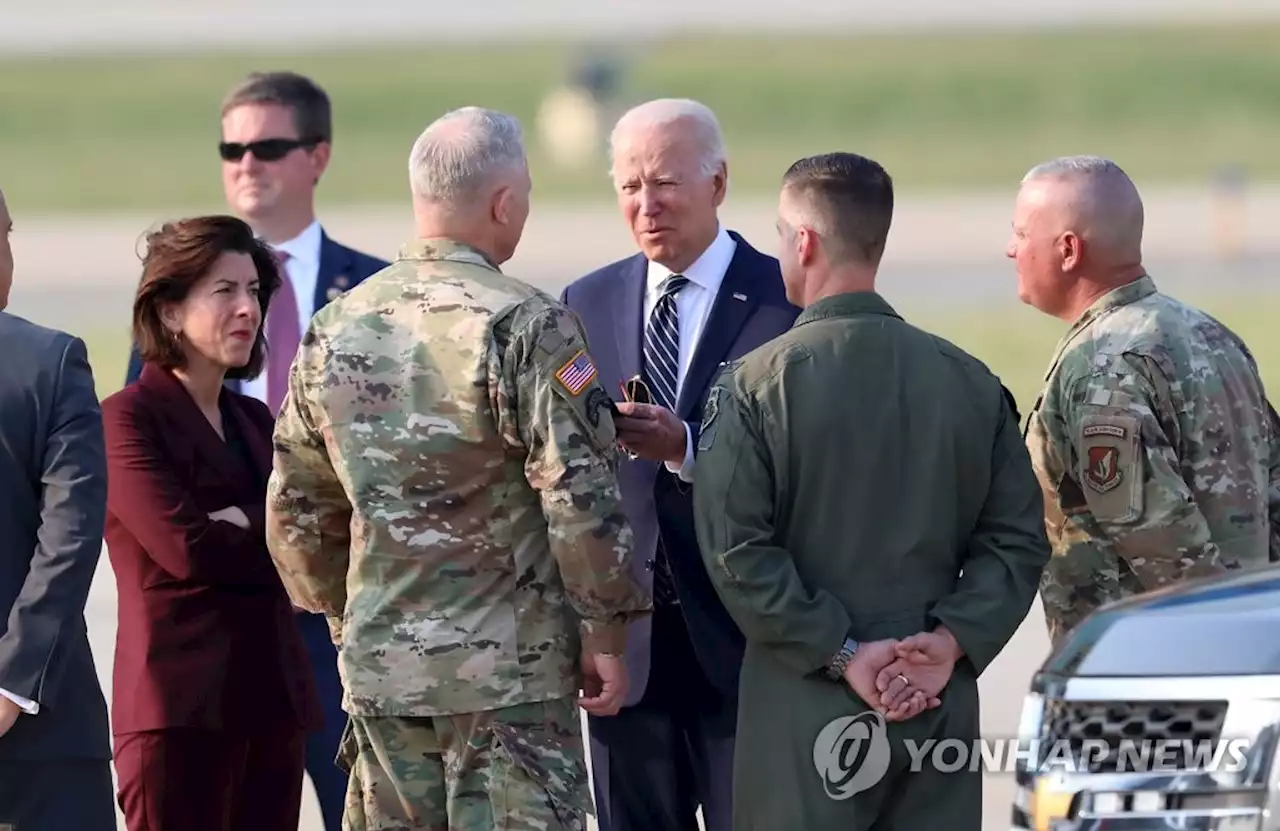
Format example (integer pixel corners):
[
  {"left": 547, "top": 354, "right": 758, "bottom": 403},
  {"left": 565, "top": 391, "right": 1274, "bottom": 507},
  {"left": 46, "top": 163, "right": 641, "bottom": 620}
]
[{"left": 3, "top": 23, "right": 1279, "bottom": 214}]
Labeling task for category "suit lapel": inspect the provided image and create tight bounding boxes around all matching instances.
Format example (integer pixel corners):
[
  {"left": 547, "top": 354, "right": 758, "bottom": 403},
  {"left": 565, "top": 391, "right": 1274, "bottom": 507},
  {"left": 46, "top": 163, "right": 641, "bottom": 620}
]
[
  {"left": 677, "top": 239, "right": 761, "bottom": 418},
  {"left": 139, "top": 364, "right": 244, "bottom": 487},
  {"left": 314, "top": 231, "right": 355, "bottom": 311},
  {"left": 614, "top": 254, "right": 648, "bottom": 383},
  {"left": 223, "top": 396, "right": 272, "bottom": 483}
]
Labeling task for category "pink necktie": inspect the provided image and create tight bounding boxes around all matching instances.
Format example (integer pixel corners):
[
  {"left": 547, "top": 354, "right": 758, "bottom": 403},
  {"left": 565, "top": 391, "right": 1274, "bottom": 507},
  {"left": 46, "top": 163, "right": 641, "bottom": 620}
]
[{"left": 265, "top": 249, "right": 299, "bottom": 416}]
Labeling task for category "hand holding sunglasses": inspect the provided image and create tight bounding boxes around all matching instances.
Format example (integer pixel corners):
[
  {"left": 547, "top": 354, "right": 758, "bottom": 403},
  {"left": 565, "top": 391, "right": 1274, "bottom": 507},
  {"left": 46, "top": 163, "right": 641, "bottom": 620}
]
[{"left": 613, "top": 375, "right": 686, "bottom": 465}]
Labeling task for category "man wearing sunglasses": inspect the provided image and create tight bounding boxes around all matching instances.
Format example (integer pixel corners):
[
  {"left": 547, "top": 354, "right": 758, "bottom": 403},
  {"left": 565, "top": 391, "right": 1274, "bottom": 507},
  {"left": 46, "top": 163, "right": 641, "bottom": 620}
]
[
  {"left": 121, "top": 71, "right": 388, "bottom": 831},
  {"left": 559, "top": 98, "right": 800, "bottom": 831}
]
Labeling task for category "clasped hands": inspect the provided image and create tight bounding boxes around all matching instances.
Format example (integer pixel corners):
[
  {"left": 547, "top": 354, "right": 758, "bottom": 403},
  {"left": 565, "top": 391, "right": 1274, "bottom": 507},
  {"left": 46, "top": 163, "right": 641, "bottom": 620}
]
[{"left": 840, "top": 628, "right": 962, "bottom": 722}]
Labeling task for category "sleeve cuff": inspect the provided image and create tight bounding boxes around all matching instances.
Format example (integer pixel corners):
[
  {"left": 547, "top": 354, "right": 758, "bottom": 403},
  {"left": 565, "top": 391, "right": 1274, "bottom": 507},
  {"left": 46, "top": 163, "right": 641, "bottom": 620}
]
[
  {"left": 664, "top": 421, "right": 696, "bottom": 483},
  {"left": 0, "top": 686, "right": 39, "bottom": 715}
]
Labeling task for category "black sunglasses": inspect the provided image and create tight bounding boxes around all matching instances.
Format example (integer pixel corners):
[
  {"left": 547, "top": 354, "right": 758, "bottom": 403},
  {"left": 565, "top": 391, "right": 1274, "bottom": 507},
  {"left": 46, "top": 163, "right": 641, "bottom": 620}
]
[
  {"left": 218, "top": 137, "right": 320, "bottom": 163},
  {"left": 621, "top": 375, "right": 653, "bottom": 405}
]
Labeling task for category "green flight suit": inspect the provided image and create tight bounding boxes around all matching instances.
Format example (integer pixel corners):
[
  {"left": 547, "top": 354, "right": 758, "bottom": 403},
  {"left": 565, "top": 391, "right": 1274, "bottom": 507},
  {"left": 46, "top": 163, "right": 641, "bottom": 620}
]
[{"left": 692, "top": 291, "right": 1051, "bottom": 830}]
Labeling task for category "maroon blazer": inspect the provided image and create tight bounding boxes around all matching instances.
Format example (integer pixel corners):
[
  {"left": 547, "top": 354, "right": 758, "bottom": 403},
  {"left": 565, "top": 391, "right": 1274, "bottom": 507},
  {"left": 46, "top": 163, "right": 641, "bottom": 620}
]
[{"left": 102, "top": 363, "right": 322, "bottom": 736}]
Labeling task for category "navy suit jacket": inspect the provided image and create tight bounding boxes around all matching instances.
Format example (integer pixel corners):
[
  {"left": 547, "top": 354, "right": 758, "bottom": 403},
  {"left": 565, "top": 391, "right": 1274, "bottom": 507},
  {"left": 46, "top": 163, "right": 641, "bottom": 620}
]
[
  {"left": 124, "top": 229, "right": 388, "bottom": 388},
  {"left": 560, "top": 230, "right": 800, "bottom": 705},
  {"left": 0, "top": 313, "right": 110, "bottom": 762}
]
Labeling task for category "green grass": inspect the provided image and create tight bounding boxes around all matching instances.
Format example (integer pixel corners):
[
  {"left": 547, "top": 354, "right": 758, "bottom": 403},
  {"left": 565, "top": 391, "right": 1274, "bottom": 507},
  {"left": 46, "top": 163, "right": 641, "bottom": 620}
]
[
  {"left": 3, "top": 24, "right": 1280, "bottom": 215},
  {"left": 79, "top": 293, "right": 1280, "bottom": 412}
]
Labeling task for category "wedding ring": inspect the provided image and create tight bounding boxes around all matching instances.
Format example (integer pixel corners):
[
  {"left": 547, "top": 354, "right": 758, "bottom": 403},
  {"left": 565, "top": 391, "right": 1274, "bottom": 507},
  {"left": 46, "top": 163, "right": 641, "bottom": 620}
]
[{"left": 896, "top": 674, "right": 909, "bottom": 686}]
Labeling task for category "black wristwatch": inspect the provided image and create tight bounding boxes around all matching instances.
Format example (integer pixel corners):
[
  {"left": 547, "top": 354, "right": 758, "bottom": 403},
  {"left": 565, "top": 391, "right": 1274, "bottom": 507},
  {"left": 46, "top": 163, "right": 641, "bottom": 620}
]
[{"left": 825, "top": 637, "right": 860, "bottom": 681}]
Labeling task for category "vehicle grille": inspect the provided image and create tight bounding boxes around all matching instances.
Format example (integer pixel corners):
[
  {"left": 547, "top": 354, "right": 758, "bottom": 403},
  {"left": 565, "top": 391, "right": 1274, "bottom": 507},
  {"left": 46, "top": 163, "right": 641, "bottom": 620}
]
[{"left": 1042, "top": 699, "right": 1229, "bottom": 774}]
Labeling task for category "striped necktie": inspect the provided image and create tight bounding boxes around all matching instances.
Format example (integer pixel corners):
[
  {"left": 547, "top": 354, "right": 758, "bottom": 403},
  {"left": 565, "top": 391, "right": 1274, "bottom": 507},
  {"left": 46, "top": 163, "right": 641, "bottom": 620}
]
[
  {"left": 643, "top": 274, "right": 688, "bottom": 411},
  {"left": 642, "top": 273, "right": 688, "bottom": 606}
]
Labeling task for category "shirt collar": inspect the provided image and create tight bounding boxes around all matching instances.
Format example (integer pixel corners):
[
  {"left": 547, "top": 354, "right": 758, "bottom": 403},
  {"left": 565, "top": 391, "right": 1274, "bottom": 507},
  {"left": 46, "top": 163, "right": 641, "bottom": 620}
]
[
  {"left": 1041, "top": 273, "right": 1158, "bottom": 382},
  {"left": 397, "top": 237, "right": 501, "bottom": 272},
  {"left": 646, "top": 224, "right": 735, "bottom": 294},
  {"left": 270, "top": 219, "right": 322, "bottom": 268},
  {"left": 794, "top": 290, "right": 902, "bottom": 326}
]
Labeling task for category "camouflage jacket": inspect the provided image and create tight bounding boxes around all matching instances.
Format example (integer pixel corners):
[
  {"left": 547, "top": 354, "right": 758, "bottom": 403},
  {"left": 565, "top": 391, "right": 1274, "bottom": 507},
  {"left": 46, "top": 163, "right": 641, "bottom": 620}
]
[
  {"left": 1024, "top": 274, "right": 1280, "bottom": 643},
  {"left": 264, "top": 238, "right": 652, "bottom": 717}
]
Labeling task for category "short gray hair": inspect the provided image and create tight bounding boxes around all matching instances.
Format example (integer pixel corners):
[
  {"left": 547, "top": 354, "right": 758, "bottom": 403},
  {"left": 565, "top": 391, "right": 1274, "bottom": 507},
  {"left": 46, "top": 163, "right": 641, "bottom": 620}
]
[
  {"left": 1021, "top": 154, "right": 1144, "bottom": 256},
  {"left": 608, "top": 98, "right": 726, "bottom": 179},
  {"left": 408, "top": 107, "right": 526, "bottom": 204},
  {"left": 1022, "top": 154, "right": 1128, "bottom": 185}
]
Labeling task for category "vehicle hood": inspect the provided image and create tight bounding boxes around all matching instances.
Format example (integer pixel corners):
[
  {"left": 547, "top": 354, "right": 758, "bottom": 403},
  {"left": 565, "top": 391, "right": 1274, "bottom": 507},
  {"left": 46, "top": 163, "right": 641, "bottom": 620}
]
[{"left": 1039, "top": 564, "right": 1280, "bottom": 678}]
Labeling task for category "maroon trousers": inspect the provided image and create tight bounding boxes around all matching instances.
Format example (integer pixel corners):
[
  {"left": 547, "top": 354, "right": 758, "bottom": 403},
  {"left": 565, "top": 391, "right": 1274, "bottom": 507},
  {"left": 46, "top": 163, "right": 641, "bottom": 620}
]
[{"left": 114, "top": 727, "right": 309, "bottom": 831}]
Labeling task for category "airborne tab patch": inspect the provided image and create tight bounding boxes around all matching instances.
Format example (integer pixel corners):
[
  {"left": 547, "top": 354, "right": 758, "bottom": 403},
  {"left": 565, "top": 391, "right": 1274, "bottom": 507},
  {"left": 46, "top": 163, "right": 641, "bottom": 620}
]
[{"left": 554, "top": 349, "right": 598, "bottom": 396}]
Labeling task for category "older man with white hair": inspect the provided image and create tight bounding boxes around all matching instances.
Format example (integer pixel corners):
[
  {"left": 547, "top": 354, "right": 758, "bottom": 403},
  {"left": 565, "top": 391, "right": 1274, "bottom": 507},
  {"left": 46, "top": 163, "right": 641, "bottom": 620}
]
[
  {"left": 1012, "top": 154, "right": 1280, "bottom": 648},
  {"left": 264, "top": 106, "right": 652, "bottom": 830},
  {"left": 560, "top": 98, "right": 799, "bottom": 831}
]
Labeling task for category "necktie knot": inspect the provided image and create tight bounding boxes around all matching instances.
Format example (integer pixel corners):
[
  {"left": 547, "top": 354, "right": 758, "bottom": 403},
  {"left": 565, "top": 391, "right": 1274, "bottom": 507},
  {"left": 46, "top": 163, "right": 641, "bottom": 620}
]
[{"left": 661, "top": 274, "right": 689, "bottom": 298}]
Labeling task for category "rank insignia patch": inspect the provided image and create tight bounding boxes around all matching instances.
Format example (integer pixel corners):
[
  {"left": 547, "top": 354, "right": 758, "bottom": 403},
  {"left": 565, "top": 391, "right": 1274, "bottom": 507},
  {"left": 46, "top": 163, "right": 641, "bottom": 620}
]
[{"left": 555, "top": 350, "right": 598, "bottom": 396}]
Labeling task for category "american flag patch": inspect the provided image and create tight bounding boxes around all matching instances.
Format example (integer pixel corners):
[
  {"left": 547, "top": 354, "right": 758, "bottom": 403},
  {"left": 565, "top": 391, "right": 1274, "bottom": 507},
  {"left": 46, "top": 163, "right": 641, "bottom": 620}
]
[{"left": 555, "top": 349, "right": 598, "bottom": 396}]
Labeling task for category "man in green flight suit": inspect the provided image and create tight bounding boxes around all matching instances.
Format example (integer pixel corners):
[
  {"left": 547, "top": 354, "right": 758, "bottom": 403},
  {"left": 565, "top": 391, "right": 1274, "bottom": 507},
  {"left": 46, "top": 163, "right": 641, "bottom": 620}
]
[{"left": 691, "top": 152, "right": 1052, "bottom": 830}]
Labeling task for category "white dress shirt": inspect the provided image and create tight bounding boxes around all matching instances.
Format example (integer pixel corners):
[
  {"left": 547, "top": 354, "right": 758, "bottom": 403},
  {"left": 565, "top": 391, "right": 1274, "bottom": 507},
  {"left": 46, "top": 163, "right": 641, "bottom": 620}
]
[
  {"left": 644, "top": 224, "right": 737, "bottom": 483},
  {"left": 0, "top": 686, "right": 38, "bottom": 714},
  {"left": 239, "top": 219, "right": 322, "bottom": 403}
]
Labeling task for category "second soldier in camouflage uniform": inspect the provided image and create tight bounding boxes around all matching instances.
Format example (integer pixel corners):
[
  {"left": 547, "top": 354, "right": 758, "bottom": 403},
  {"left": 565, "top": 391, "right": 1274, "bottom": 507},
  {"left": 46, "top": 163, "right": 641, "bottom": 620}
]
[
  {"left": 1011, "top": 155, "right": 1280, "bottom": 646},
  {"left": 264, "top": 107, "right": 652, "bottom": 830}
]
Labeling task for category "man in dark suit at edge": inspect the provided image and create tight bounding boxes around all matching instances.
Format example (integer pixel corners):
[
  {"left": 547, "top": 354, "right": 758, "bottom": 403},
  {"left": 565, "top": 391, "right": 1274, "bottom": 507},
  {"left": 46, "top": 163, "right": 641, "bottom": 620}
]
[
  {"left": 122, "top": 72, "right": 387, "bottom": 831},
  {"left": 559, "top": 98, "right": 800, "bottom": 831},
  {"left": 0, "top": 187, "right": 116, "bottom": 831}
]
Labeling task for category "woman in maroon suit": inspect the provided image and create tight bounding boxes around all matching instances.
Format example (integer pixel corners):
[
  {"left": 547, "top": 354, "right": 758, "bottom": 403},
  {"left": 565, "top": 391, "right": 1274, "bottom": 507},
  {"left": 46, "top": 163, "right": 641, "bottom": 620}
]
[{"left": 102, "top": 216, "right": 322, "bottom": 831}]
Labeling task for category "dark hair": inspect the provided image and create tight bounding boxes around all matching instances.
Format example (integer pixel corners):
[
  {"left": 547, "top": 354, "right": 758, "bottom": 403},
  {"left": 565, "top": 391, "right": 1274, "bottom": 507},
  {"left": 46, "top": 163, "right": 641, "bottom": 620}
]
[
  {"left": 221, "top": 71, "right": 332, "bottom": 145},
  {"left": 782, "top": 152, "right": 895, "bottom": 266},
  {"left": 133, "top": 215, "right": 281, "bottom": 380}
]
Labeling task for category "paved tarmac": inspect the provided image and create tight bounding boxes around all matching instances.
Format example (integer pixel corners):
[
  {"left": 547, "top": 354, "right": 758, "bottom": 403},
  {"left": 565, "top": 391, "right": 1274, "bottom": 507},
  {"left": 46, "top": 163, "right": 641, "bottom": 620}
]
[{"left": 19, "top": 188, "right": 1275, "bottom": 830}]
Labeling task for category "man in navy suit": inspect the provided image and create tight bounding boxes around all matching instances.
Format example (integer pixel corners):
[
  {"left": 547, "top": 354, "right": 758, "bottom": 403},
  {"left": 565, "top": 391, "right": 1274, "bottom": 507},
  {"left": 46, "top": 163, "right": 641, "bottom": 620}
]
[
  {"left": 123, "top": 72, "right": 387, "bottom": 831},
  {"left": 560, "top": 98, "right": 799, "bottom": 831}
]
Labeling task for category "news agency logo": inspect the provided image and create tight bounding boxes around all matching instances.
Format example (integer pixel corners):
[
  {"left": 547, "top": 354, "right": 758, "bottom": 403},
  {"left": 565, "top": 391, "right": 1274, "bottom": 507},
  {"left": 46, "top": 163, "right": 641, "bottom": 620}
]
[
  {"left": 813, "top": 711, "right": 1254, "bottom": 799},
  {"left": 812, "top": 711, "right": 892, "bottom": 799}
]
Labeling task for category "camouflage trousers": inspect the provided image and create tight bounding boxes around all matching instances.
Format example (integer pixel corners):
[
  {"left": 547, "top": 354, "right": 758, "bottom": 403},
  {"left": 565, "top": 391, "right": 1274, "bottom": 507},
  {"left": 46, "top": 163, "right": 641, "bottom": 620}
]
[{"left": 337, "top": 695, "right": 592, "bottom": 831}]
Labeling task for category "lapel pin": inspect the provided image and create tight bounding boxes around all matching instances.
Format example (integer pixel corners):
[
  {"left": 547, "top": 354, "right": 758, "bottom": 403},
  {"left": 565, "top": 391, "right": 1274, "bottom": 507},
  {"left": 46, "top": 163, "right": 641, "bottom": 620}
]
[{"left": 732, "top": 292, "right": 748, "bottom": 301}]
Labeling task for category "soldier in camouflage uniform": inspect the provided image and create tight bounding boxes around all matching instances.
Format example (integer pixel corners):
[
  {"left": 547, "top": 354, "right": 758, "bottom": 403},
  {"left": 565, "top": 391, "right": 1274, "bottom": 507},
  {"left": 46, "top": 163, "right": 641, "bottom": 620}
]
[
  {"left": 264, "top": 106, "right": 652, "bottom": 830},
  {"left": 1010, "top": 155, "right": 1280, "bottom": 646}
]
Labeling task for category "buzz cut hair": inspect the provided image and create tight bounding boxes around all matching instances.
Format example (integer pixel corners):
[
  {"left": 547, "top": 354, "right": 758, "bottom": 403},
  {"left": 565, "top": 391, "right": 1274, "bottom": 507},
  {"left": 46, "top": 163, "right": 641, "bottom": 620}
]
[{"left": 781, "top": 152, "right": 895, "bottom": 266}]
